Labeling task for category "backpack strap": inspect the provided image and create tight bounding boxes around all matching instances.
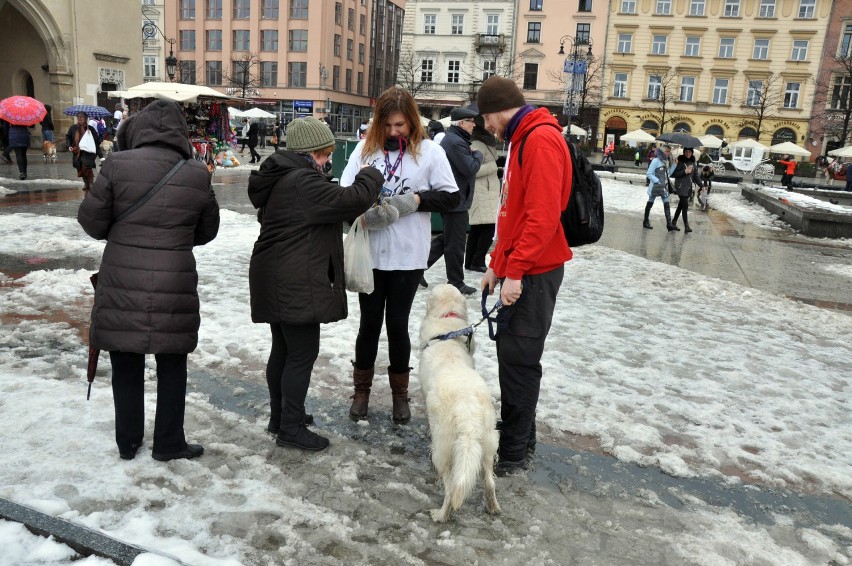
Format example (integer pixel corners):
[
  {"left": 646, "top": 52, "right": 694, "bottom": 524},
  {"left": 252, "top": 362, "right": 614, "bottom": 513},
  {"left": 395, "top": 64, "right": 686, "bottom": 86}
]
[{"left": 516, "top": 123, "right": 563, "bottom": 167}]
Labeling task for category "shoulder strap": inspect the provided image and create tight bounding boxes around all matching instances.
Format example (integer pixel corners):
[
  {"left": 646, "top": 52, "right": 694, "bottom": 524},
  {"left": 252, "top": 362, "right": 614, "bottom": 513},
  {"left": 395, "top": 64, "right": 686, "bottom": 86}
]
[
  {"left": 114, "top": 159, "right": 187, "bottom": 224},
  {"left": 516, "top": 123, "right": 562, "bottom": 167}
]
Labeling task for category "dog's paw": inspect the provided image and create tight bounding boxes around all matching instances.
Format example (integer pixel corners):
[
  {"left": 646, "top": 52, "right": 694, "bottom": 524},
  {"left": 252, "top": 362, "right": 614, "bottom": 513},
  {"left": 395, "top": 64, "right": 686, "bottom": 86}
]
[
  {"left": 486, "top": 501, "right": 502, "bottom": 515},
  {"left": 430, "top": 508, "right": 449, "bottom": 523}
]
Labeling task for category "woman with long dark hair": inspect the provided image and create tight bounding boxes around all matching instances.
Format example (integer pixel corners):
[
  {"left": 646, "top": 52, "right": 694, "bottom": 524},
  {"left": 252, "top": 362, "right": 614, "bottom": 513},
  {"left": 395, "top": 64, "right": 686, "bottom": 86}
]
[{"left": 339, "top": 86, "right": 460, "bottom": 424}]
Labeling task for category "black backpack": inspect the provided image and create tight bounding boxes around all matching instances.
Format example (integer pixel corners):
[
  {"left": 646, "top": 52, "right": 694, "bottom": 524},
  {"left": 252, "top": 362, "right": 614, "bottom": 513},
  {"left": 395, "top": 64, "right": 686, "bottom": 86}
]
[{"left": 517, "top": 124, "right": 604, "bottom": 247}]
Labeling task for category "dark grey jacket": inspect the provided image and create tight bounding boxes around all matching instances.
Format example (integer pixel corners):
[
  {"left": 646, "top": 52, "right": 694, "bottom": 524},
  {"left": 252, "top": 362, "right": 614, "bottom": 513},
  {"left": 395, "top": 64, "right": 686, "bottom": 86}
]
[
  {"left": 440, "top": 125, "right": 483, "bottom": 212},
  {"left": 248, "top": 150, "right": 382, "bottom": 325},
  {"left": 77, "top": 100, "right": 219, "bottom": 354}
]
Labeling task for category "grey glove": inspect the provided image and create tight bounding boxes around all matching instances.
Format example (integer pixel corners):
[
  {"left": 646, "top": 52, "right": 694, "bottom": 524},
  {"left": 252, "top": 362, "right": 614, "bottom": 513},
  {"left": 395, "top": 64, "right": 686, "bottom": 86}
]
[
  {"left": 363, "top": 202, "right": 399, "bottom": 230},
  {"left": 386, "top": 193, "right": 419, "bottom": 217}
]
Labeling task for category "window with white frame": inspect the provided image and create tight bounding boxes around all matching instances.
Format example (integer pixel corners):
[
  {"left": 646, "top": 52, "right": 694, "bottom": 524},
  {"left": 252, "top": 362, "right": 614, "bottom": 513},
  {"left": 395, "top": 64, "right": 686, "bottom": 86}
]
[
  {"left": 261, "top": 30, "right": 278, "bottom": 51},
  {"left": 680, "top": 76, "right": 695, "bottom": 101},
  {"left": 790, "top": 39, "right": 808, "bottom": 61},
  {"left": 712, "top": 78, "right": 729, "bottom": 104},
  {"left": 621, "top": 0, "right": 637, "bottom": 13},
  {"left": 576, "top": 23, "right": 590, "bottom": 44},
  {"left": 719, "top": 37, "right": 735, "bottom": 58},
  {"left": 613, "top": 73, "right": 628, "bottom": 97},
  {"left": 179, "top": 30, "right": 196, "bottom": 50},
  {"left": 689, "top": 0, "right": 705, "bottom": 15},
  {"left": 447, "top": 59, "right": 461, "bottom": 83},
  {"left": 652, "top": 35, "right": 667, "bottom": 55},
  {"left": 617, "top": 33, "right": 633, "bottom": 53},
  {"left": 579, "top": 0, "right": 592, "bottom": 12},
  {"left": 206, "top": 61, "right": 222, "bottom": 85},
  {"left": 842, "top": 25, "right": 852, "bottom": 57},
  {"left": 746, "top": 80, "right": 763, "bottom": 106},
  {"left": 144, "top": 55, "right": 157, "bottom": 78},
  {"left": 798, "top": 0, "right": 815, "bottom": 18},
  {"left": 753, "top": 38, "right": 769, "bottom": 60},
  {"left": 784, "top": 82, "right": 800, "bottom": 108},
  {"left": 451, "top": 14, "right": 464, "bottom": 35},
  {"left": 288, "top": 61, "right": 306, "bottom": 87},
  {"left": 486, "top": 14, "right": 499, "bottom": 35},
  {"left": 758, "top": 0, "right": 775, "bottom": 17},
  {"left": 233, "top": 30, "right": 249, "bottom": 51},
  {"left": 206, "top": 29, "right": 222, "bottom": 50},
  {"left": 723, "top": 0, "right": 739, "bottom": 17},
  {"left": 483, "top": 60, "right": 496, "bottom": 81},
  {"left": 423, "top": 13, "right": 436, "bottom": 34},
  {"left": 657, "top": 0, "right": 671, "bottom": 14},
  {"left": 831, "top": 76, "right": 851, "bottom": 109},
  {"left": 527, "top": 22, "right": 541, "bottom": 43},
  {"left": 530, "top": 0, "right": 543, "bottom": 10},
  {"left": 523, "top": 63, "right": 538, "bottom": 90},
  {"left": 647, "top": 75, "right": 662, "bottom": 99},
  {"left": 685, "top": 36, "right": 701, "bottom": 56},
  {"left": 420, "top": 58, "right": 434, "bottom": 82},
  {"left": 260, "top": 61, "right": 277, "bottom": 86}
]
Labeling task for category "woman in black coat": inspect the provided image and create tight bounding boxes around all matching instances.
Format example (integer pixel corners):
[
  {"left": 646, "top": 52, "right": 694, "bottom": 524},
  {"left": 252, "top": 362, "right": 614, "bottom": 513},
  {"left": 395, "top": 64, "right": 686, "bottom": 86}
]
[
  {"left": 78, "top": 100, "right": 220, "bottom": 462},
  {"left": 670, "top": 149, "right": 701, "bottom": 233},
  {"left": 248, "top": 116, "right": 383, "bottom": 451}
]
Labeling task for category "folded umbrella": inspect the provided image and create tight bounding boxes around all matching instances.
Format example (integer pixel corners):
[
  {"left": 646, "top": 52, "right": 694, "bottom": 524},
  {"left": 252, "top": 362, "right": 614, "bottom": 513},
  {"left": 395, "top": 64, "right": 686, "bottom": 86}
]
[
  {"left": 0, "top": 96, "right": 47, "bottom": 126},
  {"left": 86, "top": 272, "right": 99, "bottom": 400},
  {"left": 64, "top": 104, "right": 111, "bottom": 119}
]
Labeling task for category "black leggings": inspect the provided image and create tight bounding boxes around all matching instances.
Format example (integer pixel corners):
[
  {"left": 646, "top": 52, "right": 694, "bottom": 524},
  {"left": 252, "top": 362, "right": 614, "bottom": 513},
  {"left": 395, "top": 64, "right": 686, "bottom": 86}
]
[
  {"left": 672, "top": 195, "right": 690, "bottom": 225},
  {"left": 355, "top": 269, "right": 424, "bottom": 374},
  {"left": 465, "top": 224, "right": 494, "bottom": 269},
  {"left": 13, "top": 147, "right": 27, "bottom": 174}
]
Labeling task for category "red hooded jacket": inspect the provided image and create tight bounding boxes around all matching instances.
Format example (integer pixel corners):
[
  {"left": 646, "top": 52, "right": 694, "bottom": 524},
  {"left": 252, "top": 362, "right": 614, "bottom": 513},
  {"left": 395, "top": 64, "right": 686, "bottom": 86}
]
[{"left": 489, "top": 108, "right": 572, "bottom": 280}]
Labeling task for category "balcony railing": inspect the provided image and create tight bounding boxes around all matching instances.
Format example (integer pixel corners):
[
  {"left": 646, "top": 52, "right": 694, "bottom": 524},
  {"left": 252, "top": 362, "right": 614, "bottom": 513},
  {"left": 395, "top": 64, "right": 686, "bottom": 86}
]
[{"left": 475, "top": 34, "right": 505, "bottom": 53}]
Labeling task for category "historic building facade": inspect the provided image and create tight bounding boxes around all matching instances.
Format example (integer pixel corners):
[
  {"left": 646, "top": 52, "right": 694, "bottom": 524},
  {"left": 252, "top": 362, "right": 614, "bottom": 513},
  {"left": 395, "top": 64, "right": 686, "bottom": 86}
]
[
  {"left": 597, "top": 0, "right": 830, "bottom": 150},
  {"left": 0, "top": 0, "right": 142, "bottom": 139}
]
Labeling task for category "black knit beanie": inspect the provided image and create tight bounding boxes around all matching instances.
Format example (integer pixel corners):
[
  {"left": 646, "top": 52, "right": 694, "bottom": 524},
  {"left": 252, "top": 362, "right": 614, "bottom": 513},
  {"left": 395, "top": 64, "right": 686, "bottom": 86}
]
[{"left": 476, "top": 76, "right": 526, "bottom": 115}]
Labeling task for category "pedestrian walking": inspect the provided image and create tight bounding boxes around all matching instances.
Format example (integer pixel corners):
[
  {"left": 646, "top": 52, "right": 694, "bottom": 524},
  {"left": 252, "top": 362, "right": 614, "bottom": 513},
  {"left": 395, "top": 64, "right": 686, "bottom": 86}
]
[
  {"left": 248, "top": 116, "right": 383, "bottom": 451},
  {"left": 601, "top": 141, "right": 615, "bottom": 165},
  {"left": 338, "top": 86, "right": 460, "bottom": 425},
  {"left": 271, "top": 121, "right": 282, "bottom": 150},
  {"left": 644, "top": 145, "right": 677, "bottom": 231},
  {"left": 7, "top": 123, "right": 31, "bottom": 179},
  {"left": 634, "top": 149, "right": 642, "bottom": 167},
  {"left": 778, "top": 154, "right": 796, "bottom": 189},
  {"left": 41, "top": 104, "right": 54, "bottom": 143},
  {"left": 669, "top": 153, "right": 699, "bottom": 233},
  {"left": 247, "top": 120, "right": 261, "bottom": 164},
  {"left": 476, "top": 75, "right": 572, "bottom": 475},
  {"left": 464, "top": 115, "right": 500, "bottom": 273},
  {"left": 66, "top": 112, "right": 102, "bottom": 190},
  {"left": 698, "top": 165, "right": 714, "bottom": 210},
  {"left": 258, "top": 120, "right": 267, "bottom": 149},
  {"left": 77, "top": 100, "right": 220, "bottom": 462},
  {"left": 424, "top": 106, "right": 483, "bottom": 295}
]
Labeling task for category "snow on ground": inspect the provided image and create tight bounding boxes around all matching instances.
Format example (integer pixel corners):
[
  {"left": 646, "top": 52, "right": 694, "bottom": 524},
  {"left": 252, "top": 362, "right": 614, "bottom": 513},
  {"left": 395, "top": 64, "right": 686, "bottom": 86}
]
[{"left": 0, "top": 177, "right": 850, "bottom": 564}]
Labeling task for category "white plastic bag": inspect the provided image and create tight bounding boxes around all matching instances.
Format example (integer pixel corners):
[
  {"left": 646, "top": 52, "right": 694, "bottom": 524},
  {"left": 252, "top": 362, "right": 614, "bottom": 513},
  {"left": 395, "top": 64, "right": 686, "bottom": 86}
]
[
  {"left": 79, "top": 130, "right": 96, "bottom": 153},
  {"left": 344, "top": 216, "right": 374, "bottom": 294}
]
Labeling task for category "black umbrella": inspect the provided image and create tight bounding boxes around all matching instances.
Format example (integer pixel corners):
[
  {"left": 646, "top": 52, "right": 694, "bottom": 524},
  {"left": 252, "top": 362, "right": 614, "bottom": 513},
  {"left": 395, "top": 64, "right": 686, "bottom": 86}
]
[{"left": 656, "top": 132, "right": 702, "bottom": 148}]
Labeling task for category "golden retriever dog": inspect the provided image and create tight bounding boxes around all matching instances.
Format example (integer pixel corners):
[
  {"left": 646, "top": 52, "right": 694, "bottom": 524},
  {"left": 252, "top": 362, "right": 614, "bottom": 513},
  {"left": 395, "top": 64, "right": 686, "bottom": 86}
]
[
  {"left": 42, "top": 141, "right": 57, "bottom": 163},
  {"left": 419, "top": 284, "right": 501, "bottom": 523}
]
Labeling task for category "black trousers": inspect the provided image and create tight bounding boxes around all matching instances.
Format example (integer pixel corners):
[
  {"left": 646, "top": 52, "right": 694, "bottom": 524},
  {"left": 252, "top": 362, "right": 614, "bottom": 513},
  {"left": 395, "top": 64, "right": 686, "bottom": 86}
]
[
  {"left": 248, "top": 143, "right": 261, "bottom": 163},
  {"left": 109, "top": 351, "right": 188, "bottom": 454},
  {"left": 496, "top": 266, "right": 563, "bottom": 462},
  {"left": 427, "top": 211, "right": 468, "bottom": 288},
  {"left": 13, "top": 147, "right": 27, "bottom": 174},
  {"left": 780, "top": 173, "right": 793, "bottom": 188},
  {"left": 465, "top": 223, "right": 494, "bottom": 269},
  {"left": 672, "top": 195, "right": 690, "bottom": 225},
  {"left": 266, "top": 322, "right": 320, "bottom": 434},
  {"left": 355, "top": 269, "right": 423, "bottom": 373}
]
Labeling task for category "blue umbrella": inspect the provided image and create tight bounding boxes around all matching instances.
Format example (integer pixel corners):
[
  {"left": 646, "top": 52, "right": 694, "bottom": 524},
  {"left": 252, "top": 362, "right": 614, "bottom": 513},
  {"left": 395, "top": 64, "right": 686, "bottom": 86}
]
[{"left": 63, "top": 104, "right": 111, "bottom": 119}]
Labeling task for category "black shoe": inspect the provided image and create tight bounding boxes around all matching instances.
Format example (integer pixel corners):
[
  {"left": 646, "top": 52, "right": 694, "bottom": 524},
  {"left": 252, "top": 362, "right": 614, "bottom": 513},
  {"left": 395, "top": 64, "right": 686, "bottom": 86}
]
[
  {"left": 468, "top": 265, "right": 487, "bottom": 273},
  {"left": 276, "top": 426, "right": 330, "bottom": 452},
  {"left": 643, "top": 220, "right": 653, "bottom": 229},
  {"left": 684, "top": 225, "right": 693, "bottom": 233},
  {"left": 0, "top": 154, "right": 10, "bottom": 164},
  {"left": 267, "top": 414, "right": 314, "bottom": 435},
  {"left": 419, "top": 276, "right": 428, "bottom": 288},
  {"left": 494, "top": 457, "right": 527, "bottom": 477},
  {"left": 667, "top": 224, "right": 680, "bottom": 232},
  {"left": 456, "top": 284, "right": 477, "bottom": 296},
  {"left": 119, "top": 443, "right": 141, "bottom": 460},
  {"left": 19, "top": 173, "right": 26, "bottom": 180},
  {"left": 152, "top": 443, "right": 204, "bottom": 462}
]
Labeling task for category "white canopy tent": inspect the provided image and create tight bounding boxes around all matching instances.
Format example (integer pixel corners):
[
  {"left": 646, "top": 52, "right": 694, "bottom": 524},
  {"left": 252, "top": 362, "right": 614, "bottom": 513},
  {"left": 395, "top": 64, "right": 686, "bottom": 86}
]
[
  {"left": 768, "top": 141, "right": 811, "bottom": 157},
  {"left": 562, "top": 124, "right": 588, "bottom": 137},
  {"left": 109, "top": 82, "right": 229, "bottom": 104},
  {"left": 619, "top": 129, "right": 656, "bottom": 143},
  {"left": 697, "top": 134, "right": 723, "bottom": 148},
  {"left": 828, "top": 146, "right": 852, "bottom": 158},
  {"left": 228, "top": 106, "right": 246, "bottom": 117},
  {"left": 241, "top": 107, "right": 276, "bottom": 119}
]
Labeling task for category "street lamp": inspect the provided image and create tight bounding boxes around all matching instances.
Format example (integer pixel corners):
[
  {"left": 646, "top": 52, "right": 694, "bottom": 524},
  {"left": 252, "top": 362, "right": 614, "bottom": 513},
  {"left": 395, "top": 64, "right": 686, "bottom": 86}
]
[
  {"left": 165, "top": 39, "right": 177, "bottom": 82},
  {"left": 557, "top": 35, "right": 593, "bottom": 127}
]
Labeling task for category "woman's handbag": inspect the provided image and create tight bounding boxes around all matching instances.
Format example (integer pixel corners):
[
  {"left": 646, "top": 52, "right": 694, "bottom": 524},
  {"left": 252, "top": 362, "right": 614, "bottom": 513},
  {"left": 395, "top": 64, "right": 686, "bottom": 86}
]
[
  {"left": 79, "top": 129, "right": 97, "bottom": 153},
  {"left": 343, "top": 216, "right": 374, "bottom": 294},
  {"left": 270, "top": 135, "right": 278, "bottom": 145}
]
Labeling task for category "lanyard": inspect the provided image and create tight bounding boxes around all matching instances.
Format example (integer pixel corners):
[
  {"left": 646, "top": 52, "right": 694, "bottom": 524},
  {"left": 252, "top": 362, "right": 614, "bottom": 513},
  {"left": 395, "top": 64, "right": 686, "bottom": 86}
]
[{"left": 383, "top": 147, "right": 405, "bottom": 183}]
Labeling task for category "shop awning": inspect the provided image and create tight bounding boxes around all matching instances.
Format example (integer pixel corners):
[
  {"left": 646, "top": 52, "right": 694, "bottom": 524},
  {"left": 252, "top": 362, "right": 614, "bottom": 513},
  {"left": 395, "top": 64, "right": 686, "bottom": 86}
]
[{"left": 109, "top": 82, "right": 230, "bottom": 103}]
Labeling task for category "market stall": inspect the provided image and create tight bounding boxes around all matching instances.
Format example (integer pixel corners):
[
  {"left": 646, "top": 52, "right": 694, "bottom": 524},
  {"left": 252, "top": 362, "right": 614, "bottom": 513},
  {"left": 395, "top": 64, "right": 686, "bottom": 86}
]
[{"left": 109, "top": 82, "right": 243, "bottom": 169}]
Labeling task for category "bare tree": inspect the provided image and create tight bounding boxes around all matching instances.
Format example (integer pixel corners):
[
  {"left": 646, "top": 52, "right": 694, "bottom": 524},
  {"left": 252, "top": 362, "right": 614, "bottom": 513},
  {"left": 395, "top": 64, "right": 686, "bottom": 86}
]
[
  {"left": 545, "top": 56, "right": 603, "bottom": 127},
  {"left": 640, "top": 67, "right": 680, "bottom": 134},
  {"left": 223, "top": 52, "right": 264, "bottom": 98},
  {"left": 395, "top": 51, "right": 436, "bottom": 98},
  {"left": 733, "top": 73, "right": 784, "bottom": 140},
  {"left": 813, "top": 54, "right": 852, "bottom": 148}
]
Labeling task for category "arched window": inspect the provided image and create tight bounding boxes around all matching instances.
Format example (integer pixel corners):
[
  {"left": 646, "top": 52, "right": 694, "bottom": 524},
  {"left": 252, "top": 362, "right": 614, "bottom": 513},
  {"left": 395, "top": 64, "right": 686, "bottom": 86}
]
[
  {"left": 771, "top": 128, "right": 796, "bottom": 146},
  {"left": 705, "top": 125, "right": 724, "bottom": 136},
  {"left": 605, "top": 116, "right": 627, "bottom": 129},
  {"left": 738, "top": 127, "right": 758, "bottom": 140},
  {"left": 641, "top": 120, "right": 659, "bottom": 134},
  {"left": 672, "top": 122, "right": 691, "bottom": 133}
]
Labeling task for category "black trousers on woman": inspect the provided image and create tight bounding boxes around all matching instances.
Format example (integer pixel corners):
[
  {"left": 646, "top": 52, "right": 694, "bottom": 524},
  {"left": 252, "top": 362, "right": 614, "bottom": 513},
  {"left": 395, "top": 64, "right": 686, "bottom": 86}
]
[
  {"left": 465, "top": 223, "right": 494, "bottom": 270},
  {"left": 13, "top": 147, "right": 27, "bottom": 176},
  {"left": 671, "top": 195, "right": 690, "bottom": 227},
  {"left": 109, "top": 351, "right": 188, "bottom": 455},
  {"left": 266, "top": 322, "right": 320, "bottom": 434},
  {"left": 354, "top": 269, "right": 423, "bottom": 373}
]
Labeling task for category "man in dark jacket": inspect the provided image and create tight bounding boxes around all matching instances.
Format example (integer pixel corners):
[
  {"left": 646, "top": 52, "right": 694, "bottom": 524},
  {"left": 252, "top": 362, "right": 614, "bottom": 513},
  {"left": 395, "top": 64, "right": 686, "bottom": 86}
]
[
  {"left": 477, "top": 76, "right": 572, "bottom": 475},
  {"left": 77, "top": 100, "right": 220, "bottom": 463},
  {"left": 424, "top": 106, "right": 482, "bottom": 295}
]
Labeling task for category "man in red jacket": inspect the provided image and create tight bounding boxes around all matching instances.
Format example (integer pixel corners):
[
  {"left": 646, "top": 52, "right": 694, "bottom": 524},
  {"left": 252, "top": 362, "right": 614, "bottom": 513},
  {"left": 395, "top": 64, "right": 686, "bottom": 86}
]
[{"left": 476, "top": 76, "right": 572, "bottom": 475}]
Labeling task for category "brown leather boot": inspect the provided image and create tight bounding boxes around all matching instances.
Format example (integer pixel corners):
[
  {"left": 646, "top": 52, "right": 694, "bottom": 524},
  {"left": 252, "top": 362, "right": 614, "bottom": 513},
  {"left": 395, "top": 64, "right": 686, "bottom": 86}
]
[
  {"left": 388, "top": 368, "right": 411, "bottom": 424},
  {"left": 349, "top": 364, "right": 374, "bottom": 421}
]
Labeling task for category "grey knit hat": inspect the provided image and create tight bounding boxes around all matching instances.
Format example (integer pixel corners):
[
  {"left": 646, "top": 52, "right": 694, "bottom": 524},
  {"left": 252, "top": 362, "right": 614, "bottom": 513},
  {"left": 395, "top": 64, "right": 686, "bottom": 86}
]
[{"left": 285, "top": 116, "right": 335, "bottom": 153}]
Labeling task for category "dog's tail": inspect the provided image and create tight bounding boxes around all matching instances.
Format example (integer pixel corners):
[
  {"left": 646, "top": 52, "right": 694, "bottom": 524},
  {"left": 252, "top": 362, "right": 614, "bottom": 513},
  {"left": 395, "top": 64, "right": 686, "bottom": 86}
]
[{"left": 448, "top": 401, "right": 487, "bottom": 511}]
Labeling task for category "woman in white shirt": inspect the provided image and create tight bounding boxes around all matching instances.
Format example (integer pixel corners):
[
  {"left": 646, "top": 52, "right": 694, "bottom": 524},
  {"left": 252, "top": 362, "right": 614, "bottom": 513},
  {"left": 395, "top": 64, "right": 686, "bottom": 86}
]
[{"left": 339, "top": 86, "right": 459, "bottom": 425}]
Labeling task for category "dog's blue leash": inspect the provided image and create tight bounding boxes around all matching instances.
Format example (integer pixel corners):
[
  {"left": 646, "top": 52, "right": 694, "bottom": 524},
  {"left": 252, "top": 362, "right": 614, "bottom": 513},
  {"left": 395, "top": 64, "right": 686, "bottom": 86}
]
[{"left": 423, "top": 290, "right": 503, "bottom": 350}]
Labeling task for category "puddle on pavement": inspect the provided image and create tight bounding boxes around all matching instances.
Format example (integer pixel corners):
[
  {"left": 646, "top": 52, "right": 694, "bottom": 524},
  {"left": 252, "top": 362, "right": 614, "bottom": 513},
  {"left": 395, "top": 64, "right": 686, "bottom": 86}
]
[{"left": 0, "top": 187, "right": 83, "bottom": 207}]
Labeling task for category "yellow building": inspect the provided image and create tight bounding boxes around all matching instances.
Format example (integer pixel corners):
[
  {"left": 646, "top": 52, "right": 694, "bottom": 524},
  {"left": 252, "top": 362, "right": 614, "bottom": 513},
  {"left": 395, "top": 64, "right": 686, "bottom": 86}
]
[{"left": 597, "top": 0, "right": 830, "bottom": 149}]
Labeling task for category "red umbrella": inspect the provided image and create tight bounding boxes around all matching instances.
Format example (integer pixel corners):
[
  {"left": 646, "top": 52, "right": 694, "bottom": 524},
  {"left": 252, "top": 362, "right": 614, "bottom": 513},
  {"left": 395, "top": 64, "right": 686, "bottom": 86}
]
[
  {"left": 86, "top": 272, "right": 99, "bottom": 400},
  {"left": 0, "top": 95, "right": 47, "bottom": 126}
]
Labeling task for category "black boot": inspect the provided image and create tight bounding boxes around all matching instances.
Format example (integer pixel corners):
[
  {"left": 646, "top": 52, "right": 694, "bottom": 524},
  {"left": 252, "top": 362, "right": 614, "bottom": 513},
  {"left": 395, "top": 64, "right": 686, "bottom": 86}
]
[
  {"left": 643, "top": 202, "right": 654, "bottom": 229},
  {"left": 349, "top": 364, "right": 374, "bottom": 421},
  {"left": 664, "top": 203, "right": 679, "bottom": 231},
  {"left": 276, "top": 424, "right": 329, "bottom": 451}
]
